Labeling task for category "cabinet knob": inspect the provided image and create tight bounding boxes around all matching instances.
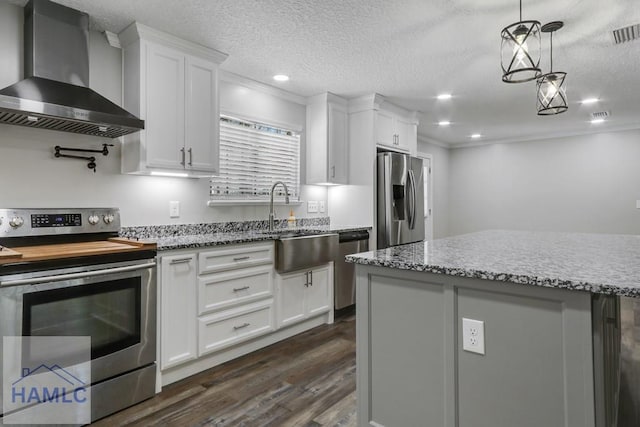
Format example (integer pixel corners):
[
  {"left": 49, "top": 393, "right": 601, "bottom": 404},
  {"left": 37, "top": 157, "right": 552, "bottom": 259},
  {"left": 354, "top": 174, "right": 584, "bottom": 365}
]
[
  {"left": 188, "top": 148, "right": 193, "bottom": 166},
  {"left": 180, "top": 147, "right": 186, "bottom": 166}
]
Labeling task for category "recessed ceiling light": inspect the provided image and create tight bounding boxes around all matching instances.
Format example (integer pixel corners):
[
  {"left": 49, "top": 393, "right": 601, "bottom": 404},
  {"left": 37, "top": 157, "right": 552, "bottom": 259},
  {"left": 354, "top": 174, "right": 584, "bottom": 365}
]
[
  {"left": 580, "top": 98, "right": 599, "bottom": 104},
  {"left": 273, "top": 74, "right": 290, "bottom": 82},
  {"left": 438, "top": 121, "right": 451, "bottom": 126},
  {"left": 470, "top": 133, "right": 482, "bottom": 139},
  {"left": 437, "top": 93, "right": 452, "bottom": 100},
  {"left": 590, "top": 118, "right": 605, "bottom": 124}
]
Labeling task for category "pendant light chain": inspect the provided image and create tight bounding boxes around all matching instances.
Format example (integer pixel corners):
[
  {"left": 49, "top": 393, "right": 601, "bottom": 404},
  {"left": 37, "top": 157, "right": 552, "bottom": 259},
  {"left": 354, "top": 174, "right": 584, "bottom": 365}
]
[
  {"left": 549, "top": 32, "right": 553, "bottom": 72},
  {"left": 519, "top": 0, "right": 522, "bottom": 22}
]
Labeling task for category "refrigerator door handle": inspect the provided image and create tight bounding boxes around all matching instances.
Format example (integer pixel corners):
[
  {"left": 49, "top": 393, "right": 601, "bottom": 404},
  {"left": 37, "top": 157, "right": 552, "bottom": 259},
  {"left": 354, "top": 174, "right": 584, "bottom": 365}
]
[
  {"left": 383, "top": 156, "right": 394, "bottom": 246},
  {"left": 407, "top": 169, "right": 417, "bottom": 230}
]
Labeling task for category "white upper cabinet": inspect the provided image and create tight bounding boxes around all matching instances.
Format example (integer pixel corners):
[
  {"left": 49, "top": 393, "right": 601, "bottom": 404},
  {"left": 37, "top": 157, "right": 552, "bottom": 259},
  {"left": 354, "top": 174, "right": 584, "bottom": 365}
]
[
  {"left": 145, "top": 43, "right": 185, "bottom": 170},
  {"left": 375, "top": 106, "right": 417, "bottom": 153},
  {"left": 119, "top": 23, "right": 227, "bottom": 176},
  {"left": 375, "top": 109, "right": 395, "bottom": 147},
  {"left": 350, "top": 93, "right": 419, "bottom": 155},
  {"left": 306, "top": 92, "right": 348, "bottom": 185},
  {"left": 185, "top": 56, "right": 220, "bottom": 172}
]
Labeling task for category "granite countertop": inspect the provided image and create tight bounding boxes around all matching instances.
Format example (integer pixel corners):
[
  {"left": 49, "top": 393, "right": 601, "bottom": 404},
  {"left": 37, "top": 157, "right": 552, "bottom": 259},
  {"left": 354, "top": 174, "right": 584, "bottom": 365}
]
[
  {"left": 346, "top": 230, "right": 640, "bottom": 298},
  {"left": 151, "top": 225, "right": 371, "bottom": 251}
]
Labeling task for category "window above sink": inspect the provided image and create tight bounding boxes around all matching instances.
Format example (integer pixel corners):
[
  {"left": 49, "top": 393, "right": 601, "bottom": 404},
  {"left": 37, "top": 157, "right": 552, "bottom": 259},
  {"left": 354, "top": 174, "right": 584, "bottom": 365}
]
[{"left": 210, "top": 116, "right": 301, "bottom": 203}]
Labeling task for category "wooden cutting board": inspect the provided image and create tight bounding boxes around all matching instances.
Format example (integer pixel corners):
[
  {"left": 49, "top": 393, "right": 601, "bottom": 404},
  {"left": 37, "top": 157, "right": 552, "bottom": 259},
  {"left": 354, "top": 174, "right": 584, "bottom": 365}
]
[
  {"left": 0, "top": 238, "right": 156, "bottom": 265},
  {"left": 0, "top": 247, "right": 23, "bottom": 262}
]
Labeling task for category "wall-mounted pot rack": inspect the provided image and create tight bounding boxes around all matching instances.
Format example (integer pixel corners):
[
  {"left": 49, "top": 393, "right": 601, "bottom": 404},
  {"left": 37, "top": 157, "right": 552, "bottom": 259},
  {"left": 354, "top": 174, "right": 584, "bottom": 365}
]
[{"left": 54, "top": 144, "right": 113, "bottom": 172}]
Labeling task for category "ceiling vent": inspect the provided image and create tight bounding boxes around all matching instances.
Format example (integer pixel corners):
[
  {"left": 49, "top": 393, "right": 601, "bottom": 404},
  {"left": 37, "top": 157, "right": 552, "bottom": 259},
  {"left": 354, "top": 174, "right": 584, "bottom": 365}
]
[
  {"left": 612, "top": 24, "right": 640, "bottom": 44},
  {"left": 591, "top": 111, "right": 610, "bottom": 119}
]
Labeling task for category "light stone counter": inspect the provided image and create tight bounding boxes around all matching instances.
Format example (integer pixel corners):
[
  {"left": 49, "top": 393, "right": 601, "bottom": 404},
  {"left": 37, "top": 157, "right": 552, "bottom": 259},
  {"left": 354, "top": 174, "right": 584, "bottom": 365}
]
[{"left": 347, "top": 229, "right": 640, "bottom": 297}]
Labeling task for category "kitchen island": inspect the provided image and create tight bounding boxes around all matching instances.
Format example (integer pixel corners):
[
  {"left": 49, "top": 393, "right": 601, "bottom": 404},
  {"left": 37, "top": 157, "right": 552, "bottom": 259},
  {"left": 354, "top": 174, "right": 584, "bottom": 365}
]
[{"left": 346, "top": 230, "right": 640, "bottom": 427}]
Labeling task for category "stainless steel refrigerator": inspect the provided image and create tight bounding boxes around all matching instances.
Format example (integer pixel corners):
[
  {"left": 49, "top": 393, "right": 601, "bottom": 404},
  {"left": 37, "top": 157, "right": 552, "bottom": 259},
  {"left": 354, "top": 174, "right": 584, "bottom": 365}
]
[{"left": 376, "top": 152, "right": 425, "bottom": 249}]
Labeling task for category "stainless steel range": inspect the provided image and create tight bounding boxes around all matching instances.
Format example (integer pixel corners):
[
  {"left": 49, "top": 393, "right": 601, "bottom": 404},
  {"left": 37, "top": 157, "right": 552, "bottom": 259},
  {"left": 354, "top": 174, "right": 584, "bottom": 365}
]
[{"left": 0, "top": 208, "right": 157, "bottom": 422}]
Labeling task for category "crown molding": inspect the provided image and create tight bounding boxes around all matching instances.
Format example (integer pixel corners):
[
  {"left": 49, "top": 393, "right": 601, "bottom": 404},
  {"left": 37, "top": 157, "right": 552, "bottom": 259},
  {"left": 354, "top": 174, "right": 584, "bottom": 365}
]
[
  {"left": 306, "top": 92, "right": 348, "bottom": 106},
  {"left": 347, "top": 93, "right": 419, "bottom": 123},
  {"left": 417, "top": 134, "right": 451, "bottom": 149},
  {"left": 118, "top": 22, "right": 228, "bottom": 64},
  {"left": 449, "top": 124, "right": 640, "bottom": 149},
  {"left": 219, "top": 70, "right": 306, "bottom": 105}
]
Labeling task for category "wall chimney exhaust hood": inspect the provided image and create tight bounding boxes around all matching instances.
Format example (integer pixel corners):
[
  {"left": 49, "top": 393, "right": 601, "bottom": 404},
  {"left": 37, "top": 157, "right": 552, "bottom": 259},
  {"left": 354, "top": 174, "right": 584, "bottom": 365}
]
[{"left": 0, "top": 0, "right": 144, "bottom": 138}]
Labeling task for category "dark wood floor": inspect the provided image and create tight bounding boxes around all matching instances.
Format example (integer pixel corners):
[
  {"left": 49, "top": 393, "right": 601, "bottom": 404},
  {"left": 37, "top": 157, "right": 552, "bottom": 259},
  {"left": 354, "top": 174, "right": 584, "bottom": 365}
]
[{"left": 94, "top": 312, "right": 356, "bottom": 427}]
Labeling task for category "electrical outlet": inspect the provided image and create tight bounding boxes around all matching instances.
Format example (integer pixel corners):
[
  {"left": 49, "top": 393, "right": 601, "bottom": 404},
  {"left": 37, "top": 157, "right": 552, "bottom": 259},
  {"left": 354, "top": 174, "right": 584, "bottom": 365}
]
[
  {"left": 636, "top": 200, "right": 640, "bottom": 209},
  {"left": 307, "top": 200, "right": 319, "bottom": 213},
  {"left": 169, "top": 201, "right": 180, "bottom": 218},
  {"left": 462, "top": 318, "right": 485, "bottom": 355},
  {"left": 318, "top": 200, "right": 326, "bottom": 213}
]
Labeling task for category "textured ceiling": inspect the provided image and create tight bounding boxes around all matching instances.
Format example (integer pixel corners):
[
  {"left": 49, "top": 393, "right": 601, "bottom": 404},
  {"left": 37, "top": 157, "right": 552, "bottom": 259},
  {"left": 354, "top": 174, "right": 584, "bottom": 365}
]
[{"left": 37, "top": 0, "right": 640, "bottom": 145}]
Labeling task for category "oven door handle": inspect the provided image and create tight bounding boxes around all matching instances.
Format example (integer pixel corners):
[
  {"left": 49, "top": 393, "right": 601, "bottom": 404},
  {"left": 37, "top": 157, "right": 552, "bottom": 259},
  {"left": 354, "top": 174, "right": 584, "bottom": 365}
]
[{"left": 0, "top": 261, "right": 157, "bottom": 287}]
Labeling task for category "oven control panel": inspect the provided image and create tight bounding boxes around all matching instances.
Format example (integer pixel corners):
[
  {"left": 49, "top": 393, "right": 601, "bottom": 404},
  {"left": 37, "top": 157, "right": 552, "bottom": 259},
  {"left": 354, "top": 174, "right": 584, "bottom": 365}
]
[
  {"left": 0, "top": 208, "right": 121, "bottom": 237},
  {"left": 32, "top": 213, "right": 82, "bottom": 228}
]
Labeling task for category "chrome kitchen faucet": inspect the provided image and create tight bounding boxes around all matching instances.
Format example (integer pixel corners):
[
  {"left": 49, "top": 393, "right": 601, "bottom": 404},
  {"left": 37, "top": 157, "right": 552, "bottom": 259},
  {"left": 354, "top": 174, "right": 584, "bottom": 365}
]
[{"left": 269, "top": 181, "right": 290, "bottom": 231}]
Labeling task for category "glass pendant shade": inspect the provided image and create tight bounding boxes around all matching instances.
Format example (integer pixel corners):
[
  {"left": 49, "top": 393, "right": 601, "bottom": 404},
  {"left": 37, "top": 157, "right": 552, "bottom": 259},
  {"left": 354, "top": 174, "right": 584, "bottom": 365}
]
[
  {"left": 501, "top": 20, "right": 542, "bottom": 83},
  {"left": 536, "top": 72, "right": 568, "bottom": 115}
]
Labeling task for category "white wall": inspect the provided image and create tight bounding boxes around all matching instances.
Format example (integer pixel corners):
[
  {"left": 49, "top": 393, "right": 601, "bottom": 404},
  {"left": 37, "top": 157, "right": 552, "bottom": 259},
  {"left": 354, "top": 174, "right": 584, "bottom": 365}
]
[
  {"left": 0, "top": 2, "right": 326, "bottom": 227},
  {"left": 448, "top": 129, "right": 640, "bottom": 236},
  {"left": 418, "top": 138, "right": 450, "bottom": 238}
]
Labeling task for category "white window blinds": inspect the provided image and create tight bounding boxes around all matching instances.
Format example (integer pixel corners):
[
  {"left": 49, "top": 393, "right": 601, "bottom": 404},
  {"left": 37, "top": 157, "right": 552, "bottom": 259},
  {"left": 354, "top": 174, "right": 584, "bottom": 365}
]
[{"left": 210, "top": 116, "right": 300, "bottom": 200}]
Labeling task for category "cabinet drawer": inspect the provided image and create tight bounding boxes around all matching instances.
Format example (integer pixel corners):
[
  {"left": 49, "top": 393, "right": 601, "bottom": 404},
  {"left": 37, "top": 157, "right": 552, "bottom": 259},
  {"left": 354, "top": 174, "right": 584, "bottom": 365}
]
[
  {"left": 198, "top": 265, "right": 273, "bottom": 315},
  {"left": 198, "top": 301, "right": 274, "bottom": 356},
  {"left": 199, "top": 242, "right": 273, "bottom": 274}
]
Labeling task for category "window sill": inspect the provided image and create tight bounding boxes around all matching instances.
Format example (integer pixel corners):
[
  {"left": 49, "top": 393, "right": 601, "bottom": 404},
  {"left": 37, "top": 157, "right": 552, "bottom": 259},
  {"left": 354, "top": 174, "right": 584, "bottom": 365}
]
[{"left": 207, "top": 200, "right": 304, "bottom": 207}]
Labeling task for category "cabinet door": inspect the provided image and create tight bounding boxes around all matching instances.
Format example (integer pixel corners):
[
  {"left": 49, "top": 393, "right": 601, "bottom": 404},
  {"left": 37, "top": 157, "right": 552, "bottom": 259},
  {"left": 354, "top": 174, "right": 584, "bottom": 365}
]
[
  {"left": 396, "top": 117, "right": 416, "bottom": 153},
  {"left": 375, "top": 110, "right": 395, "bottom": 147},
  {"left": 327, "top": 103, "right": 348, "bottom": 184},
  {"left": 185, "top": 56, "right": 219, "bottom": 173},
  {"left": 305, "top": 265, "right": 332, "bottom": 317},
  {"left": 146, "top": 43, "right": 185, "bottom": 170},
  {"left": 160, "top": 253, "right": 197, "bottom": 369},
  {"left": 277, "top": 271, "right": 307, "bottom": 327}
]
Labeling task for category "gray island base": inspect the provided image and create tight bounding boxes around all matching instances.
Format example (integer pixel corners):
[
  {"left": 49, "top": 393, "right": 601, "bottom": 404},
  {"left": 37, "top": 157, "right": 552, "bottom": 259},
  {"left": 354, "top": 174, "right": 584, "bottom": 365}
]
[{"left": 347, "top": 230, "right": 640, "bottom": 427}]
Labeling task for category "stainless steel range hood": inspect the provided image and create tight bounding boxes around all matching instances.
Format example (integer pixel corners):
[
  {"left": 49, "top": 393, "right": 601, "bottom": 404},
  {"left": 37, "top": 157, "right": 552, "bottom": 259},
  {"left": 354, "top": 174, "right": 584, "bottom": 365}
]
[{"left": 0, "top": 0, "right": 144, "bottom": 138}]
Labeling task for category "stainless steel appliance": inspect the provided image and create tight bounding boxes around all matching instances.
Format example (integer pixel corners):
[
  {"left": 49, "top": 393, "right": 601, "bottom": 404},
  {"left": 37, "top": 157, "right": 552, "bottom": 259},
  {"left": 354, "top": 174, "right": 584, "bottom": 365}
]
[
  {"left": 592, "top": 295, "right": 640, "bottom": 427},
  {"left": 334, "top": 230, "right": 369, "bottom": 310},
  {"left": 0, "top": 208, "right": 157, "bottom": 422},
  {"left": 0, "top": 0, "right": 144, "bottom": 138},
  {"left": 377, "top": 152, "right": 425, "bottom": 249}
]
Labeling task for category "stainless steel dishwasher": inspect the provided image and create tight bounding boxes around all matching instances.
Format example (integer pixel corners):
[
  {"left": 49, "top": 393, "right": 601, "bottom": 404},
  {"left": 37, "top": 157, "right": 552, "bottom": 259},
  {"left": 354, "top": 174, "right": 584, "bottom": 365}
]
[{"left": 335, "top": 230, "right": 370, "bottom": 310}]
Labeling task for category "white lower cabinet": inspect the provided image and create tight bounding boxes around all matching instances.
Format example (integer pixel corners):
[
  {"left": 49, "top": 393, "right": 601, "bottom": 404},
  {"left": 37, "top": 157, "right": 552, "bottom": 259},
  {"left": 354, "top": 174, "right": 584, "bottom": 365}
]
[
  {"left": 277, "top": 264, "right": 332, "bottom": 328},
  {"left": 160, "top": 253, "right": 198, "bottom": 369},
  {"left": 198, "top": 300, "right": 274, "bottom": 356},
  {"left": 159, "top": 242, "right": 333, "bottom": 386},
  {"left": 197, "top": 265, "right": 273, "bottom": 314},
  {"left": 306, "top": 266, "right": 331, "bottom": 316},
  {"left": 278, "top": 271, "right": 307, "bottom": 327}
]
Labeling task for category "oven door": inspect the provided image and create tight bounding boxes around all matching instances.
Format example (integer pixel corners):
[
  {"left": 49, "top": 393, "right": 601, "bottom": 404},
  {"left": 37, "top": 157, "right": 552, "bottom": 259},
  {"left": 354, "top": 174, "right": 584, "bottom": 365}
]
[{"left": 0, "top": 259, "right": 156, "bottom": 384}]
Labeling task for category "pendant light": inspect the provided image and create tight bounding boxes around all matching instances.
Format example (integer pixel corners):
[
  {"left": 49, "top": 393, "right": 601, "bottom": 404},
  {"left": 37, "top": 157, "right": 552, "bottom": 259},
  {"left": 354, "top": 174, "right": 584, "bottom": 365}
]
[
  {"left": 537, "top": 21, "right": 568, "bottom": 115},
  {"left": 501, "top": 0, "right": 541, "bottom": 83}
]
